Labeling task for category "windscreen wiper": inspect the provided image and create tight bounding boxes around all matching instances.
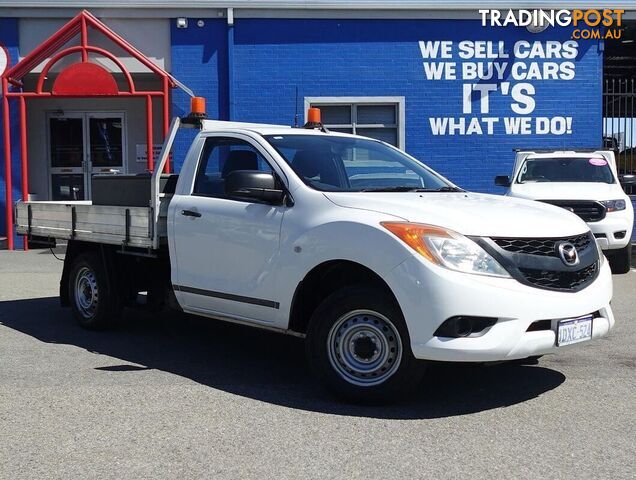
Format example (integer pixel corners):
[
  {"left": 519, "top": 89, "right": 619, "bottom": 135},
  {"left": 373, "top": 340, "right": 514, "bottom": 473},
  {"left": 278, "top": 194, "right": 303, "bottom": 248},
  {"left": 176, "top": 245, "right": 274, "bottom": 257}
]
[
  {"left": 360, "top": 186, "right": 425, "bottom": 192},
  {"left": 360, "top": 186, "right": 464, "bottom": 192},
  {"left": 426, "top": 186, "right": 464, "bottom": 192}
]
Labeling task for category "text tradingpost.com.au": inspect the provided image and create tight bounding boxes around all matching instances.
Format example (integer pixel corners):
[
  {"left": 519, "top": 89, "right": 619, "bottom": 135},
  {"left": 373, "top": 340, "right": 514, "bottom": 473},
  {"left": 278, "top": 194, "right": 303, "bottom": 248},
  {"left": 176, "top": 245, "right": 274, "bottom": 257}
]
[{"left": 479, "top": 9, "right": 625, "bottom": 40}]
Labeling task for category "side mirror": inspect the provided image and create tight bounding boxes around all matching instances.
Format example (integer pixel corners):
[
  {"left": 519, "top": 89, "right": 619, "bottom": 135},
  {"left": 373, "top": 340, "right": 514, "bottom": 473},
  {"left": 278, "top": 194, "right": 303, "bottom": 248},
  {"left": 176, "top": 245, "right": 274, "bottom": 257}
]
[
  {"left": 225, "top": 170, "right": 285, "bottom": 204},
  {"left": 494, "top": 175, "right": 511, "bottom": 187}
]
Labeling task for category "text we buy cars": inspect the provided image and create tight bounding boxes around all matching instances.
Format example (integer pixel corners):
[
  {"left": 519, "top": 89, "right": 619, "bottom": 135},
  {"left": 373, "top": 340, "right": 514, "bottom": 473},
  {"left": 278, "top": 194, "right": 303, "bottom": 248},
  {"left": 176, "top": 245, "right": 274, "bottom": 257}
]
[{"left": 479, "top": 8, "right": 625, "bottom": 40}]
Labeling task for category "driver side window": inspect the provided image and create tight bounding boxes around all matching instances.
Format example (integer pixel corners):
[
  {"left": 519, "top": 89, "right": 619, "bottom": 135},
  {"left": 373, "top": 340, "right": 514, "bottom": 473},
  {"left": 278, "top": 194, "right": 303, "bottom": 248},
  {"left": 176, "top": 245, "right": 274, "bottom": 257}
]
[{"left": 193, "top": 137, "right": 272, "bottom": 197}]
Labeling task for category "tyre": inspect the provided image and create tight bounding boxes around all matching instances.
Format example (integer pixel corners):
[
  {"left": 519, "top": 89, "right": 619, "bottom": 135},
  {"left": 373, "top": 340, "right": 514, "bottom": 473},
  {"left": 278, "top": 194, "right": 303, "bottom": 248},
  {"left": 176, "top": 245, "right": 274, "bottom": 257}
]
[
  {"left": 68, "top": 251, "right": 122, "bottom": 329},
  {"left": 607, "top": 244, "right": 632, "bottom": 274},
  {"left": 305, "top": 284, "right": 426, "bottom": 404}
]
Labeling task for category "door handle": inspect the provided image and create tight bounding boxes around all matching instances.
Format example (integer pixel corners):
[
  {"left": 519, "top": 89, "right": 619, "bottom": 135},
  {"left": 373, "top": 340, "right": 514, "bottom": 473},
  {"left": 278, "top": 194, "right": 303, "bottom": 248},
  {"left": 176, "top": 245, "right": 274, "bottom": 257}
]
[{"left": 181, "top": 209, "right": 201, "bottom": 218}]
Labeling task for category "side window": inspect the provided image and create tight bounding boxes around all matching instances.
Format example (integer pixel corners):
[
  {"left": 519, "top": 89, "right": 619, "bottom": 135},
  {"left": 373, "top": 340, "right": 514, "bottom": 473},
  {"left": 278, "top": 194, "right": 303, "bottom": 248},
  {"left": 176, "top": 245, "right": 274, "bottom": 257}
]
[{"left": 193, "top": 137, "right": 272, "bottom": 197}]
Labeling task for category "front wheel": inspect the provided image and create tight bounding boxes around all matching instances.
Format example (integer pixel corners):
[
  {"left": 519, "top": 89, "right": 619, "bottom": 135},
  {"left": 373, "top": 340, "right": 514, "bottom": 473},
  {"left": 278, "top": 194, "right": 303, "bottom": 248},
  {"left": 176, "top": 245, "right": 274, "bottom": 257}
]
[
  {"left": 306, "top": 285, "right": 426, "bottom": 404},
  {"left": 607, "top": 244, "right": 632, "bottom": 274}
]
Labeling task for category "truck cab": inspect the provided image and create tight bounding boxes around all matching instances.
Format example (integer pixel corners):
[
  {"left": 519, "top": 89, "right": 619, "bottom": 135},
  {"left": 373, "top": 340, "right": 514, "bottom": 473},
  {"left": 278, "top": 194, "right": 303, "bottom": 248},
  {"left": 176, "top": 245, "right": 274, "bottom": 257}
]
[{"left": 496, "top": 150, "right": 634, "bottom": 274}]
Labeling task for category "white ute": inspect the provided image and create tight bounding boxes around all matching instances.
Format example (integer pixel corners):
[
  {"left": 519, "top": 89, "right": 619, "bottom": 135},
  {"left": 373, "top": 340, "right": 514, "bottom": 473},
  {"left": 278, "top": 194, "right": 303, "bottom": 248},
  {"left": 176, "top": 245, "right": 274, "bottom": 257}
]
[
  {"left": 495, "top": 150, "right": 634, "bottom": 274},
  {"left": 15, "top": 105, "right": 615, "bottom": 403}
]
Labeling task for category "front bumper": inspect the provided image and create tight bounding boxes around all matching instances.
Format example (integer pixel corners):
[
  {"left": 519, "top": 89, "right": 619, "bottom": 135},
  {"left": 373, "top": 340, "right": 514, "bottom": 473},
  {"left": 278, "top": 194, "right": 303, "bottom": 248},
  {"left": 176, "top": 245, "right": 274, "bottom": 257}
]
[
  {"left": 588, "top": 211, "right": 633, "bottom": 250},
  {"left": 385, "top": 254, "right": 614, "bottom": 362}
]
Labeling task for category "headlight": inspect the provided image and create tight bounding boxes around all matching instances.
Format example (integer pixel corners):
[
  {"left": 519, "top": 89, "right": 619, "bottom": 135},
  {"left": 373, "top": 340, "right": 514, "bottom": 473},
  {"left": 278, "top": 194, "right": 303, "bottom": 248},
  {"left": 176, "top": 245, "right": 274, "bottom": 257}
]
[
  {"left": 381, "top": 222, "right": 511, "bottom": 278},
  {"left": 601, "top": 199, "right": 626, "bottom": 212}
]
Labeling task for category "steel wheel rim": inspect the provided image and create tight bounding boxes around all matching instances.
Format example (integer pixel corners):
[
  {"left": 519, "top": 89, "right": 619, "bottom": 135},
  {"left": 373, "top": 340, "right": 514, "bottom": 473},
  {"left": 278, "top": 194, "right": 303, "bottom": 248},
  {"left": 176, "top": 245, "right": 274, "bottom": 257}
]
[
  {"left": 327, "top": 309, "right": 403, "bottom": 386},
  {"left": 74, "top": 266, "right": 98, "bottom": 319}
]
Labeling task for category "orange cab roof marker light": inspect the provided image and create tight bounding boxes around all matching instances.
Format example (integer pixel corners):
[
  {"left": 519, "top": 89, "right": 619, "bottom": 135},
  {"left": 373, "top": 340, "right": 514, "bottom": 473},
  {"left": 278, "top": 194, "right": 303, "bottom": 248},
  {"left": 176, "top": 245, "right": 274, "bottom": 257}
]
[
  {"left": 303, "top": 107, "right": 330, "bottom": 132},
  {"left": 181, "top": 96, "right": 206, "bottom": 127},
  {"left": 307, "top": 107, "right": 321, "bottom": 124},
  {"left": 190, "top": 96, "right": 206, "bottom": 118}
]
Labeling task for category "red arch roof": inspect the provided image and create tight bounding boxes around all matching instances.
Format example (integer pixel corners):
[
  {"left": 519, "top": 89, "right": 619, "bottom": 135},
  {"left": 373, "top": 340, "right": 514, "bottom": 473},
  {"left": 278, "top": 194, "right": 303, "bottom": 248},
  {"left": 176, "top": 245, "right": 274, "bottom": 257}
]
[{"left": 4, "top": 10, "right": 174, "bottom": 90}]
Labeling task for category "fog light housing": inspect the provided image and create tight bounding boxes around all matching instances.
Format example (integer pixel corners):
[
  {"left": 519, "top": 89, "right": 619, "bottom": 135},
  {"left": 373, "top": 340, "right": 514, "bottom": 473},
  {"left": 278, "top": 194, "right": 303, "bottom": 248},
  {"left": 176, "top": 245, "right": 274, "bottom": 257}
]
[{"left": 434, "top": 316, "right": 497, "bottom": 338}]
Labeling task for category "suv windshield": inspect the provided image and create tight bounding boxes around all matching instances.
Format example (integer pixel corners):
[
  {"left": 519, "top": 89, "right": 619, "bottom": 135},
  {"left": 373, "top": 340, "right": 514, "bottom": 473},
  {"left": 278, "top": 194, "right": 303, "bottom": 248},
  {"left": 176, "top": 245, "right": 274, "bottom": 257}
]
[
  {"left": 517, "top": 157, "right": 615, "bottom": 184},
  {"left": 264, "top": 134, "right": 457, "bottom": 192}
]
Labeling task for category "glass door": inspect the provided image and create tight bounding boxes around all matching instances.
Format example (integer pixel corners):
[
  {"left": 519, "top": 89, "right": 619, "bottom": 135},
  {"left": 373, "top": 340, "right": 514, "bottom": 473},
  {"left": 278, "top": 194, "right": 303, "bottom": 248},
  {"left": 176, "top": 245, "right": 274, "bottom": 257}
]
[
  {"left": 88, "top": 114, "right": 125, "bottom": 176},
  {"left": 49, "top": 112, "right": 126, "bottom": 201},
  {"left": 49, "top": 114, "right": 86, "bottom": 201}
]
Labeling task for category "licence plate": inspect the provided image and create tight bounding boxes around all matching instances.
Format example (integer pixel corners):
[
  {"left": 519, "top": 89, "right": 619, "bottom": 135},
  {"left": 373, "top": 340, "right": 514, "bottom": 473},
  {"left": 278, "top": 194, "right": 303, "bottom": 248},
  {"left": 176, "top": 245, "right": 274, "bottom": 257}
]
[{"left": 557, "top": 315, "right": 593, "bottom": 346}]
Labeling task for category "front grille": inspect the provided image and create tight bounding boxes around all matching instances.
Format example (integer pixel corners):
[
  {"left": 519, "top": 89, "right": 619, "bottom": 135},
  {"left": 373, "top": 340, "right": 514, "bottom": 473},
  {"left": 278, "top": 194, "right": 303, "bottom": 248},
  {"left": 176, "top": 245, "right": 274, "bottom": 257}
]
[
  {"left": 540, "top": 200, "right": 606, "bottom": 222},
  {"left": 519, "top": 262, "right": 599, "bottom": 290},
  {"left": 480, "top": 231, "right": 600, "bottom": 292},
  {"left": 492, "top": 232, "right": 592, "bottom": 257}
]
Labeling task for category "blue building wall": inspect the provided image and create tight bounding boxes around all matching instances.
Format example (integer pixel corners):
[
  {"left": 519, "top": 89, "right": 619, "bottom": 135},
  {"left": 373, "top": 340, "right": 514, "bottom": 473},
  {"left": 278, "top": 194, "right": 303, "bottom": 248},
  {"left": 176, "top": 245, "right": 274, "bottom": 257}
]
[
  {"left": 170, "top": 19, "right": 228, "bottom": 171},
  {"left": 229, "top": 19, "right": 602, "bottom": 193},
  {"left": 0, "top": 18, "right": 20, "bottom": 245}
]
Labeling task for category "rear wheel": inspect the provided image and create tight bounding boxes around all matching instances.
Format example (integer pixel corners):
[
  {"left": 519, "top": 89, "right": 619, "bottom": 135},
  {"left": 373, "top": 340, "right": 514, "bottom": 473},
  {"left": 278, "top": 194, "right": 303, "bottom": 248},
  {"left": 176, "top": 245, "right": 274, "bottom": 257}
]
[
  {"left": 306, "top": 285, "right": 426, "bottom": 404},
  {"left": 607, "top": 244, "right": 632, "bottom": 274},
  {"left": 68, "top": 252, "right": 122, "bottom": 329}
]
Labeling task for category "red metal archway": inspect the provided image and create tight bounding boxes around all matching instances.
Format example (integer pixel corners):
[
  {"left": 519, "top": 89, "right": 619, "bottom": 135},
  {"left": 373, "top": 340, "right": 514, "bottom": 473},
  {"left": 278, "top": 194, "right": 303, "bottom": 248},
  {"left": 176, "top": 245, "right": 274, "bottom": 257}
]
[{"left": 2, "top": 10, "right": 176, "bottom": 250}]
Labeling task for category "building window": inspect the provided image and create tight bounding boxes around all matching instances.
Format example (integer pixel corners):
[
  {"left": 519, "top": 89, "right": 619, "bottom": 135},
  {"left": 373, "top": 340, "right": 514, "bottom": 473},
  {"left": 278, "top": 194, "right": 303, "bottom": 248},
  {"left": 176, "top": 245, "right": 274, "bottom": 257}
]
[{"left": 304, "top": 97, "right": 405, "bottom": 149}]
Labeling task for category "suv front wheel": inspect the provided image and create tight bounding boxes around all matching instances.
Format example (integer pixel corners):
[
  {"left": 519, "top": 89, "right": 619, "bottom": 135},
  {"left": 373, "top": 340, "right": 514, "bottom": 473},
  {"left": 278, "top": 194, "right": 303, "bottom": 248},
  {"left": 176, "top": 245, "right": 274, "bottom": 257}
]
[{"left": 607, "top": 244, "right": 632, "bottom": 274}]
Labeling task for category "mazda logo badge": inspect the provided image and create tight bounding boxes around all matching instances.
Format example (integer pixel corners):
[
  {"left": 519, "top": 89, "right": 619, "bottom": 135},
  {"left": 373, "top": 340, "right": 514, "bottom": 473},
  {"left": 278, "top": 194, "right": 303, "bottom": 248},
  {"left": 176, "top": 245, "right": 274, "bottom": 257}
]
[{"left": 558, "top": 242, "right": 579, "bottom": 266}]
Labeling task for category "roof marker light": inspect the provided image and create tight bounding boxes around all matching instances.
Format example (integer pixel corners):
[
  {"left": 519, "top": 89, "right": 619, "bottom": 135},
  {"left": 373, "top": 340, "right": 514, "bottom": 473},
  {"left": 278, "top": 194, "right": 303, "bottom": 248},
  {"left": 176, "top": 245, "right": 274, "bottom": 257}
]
[
  {"left": 190, "top": 96, "right": 206, "bottom": 117},
  {"left": 307, "top": 107, "right": 321, "bottom": 124},
  {"left": 303, "top": 107, "right": 329, "bottom": 132},
  {"left": 181, "top": 96, "right": 207, "bottom": 128}
]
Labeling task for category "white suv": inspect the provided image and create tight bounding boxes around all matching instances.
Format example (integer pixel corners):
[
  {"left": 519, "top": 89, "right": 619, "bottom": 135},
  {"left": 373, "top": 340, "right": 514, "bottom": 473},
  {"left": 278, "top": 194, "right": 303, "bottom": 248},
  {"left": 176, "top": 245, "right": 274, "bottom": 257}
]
[{"left": 496, "top": 150, "right": 633, "bottom": 273}]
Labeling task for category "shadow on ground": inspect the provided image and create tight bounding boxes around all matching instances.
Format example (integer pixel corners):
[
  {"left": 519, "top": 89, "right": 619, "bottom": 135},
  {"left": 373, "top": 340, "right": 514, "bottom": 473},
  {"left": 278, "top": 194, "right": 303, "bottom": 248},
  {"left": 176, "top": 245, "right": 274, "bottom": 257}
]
[{"left": 0, "top": 296, "right": 566, "bottom": 419}]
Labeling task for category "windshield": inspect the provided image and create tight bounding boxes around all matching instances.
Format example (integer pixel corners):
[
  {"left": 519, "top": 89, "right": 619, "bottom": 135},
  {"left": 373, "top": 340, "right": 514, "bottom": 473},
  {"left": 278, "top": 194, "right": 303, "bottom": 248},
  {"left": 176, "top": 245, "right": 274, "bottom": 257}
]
[
  {"left": 264, "top": 134, "right": 457, "bottom": 192},
  {"left": 517, "top": 157, "right": 615, "bottom": 184}
]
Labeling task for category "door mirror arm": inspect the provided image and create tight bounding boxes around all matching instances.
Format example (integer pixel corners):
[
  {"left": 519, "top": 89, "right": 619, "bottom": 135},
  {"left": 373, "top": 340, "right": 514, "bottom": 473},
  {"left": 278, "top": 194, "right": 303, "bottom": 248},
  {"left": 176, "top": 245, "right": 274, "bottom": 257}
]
[{"left": 232, "top": 187, "right": 285, "bottom": 204}]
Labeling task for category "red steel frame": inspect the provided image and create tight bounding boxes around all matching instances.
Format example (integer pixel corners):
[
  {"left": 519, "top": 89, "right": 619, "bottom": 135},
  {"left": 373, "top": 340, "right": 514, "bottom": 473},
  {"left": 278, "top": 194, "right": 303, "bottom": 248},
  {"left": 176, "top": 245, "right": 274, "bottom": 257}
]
[{"left": 1, "top": 10, "right": 175, "bottom": 250}]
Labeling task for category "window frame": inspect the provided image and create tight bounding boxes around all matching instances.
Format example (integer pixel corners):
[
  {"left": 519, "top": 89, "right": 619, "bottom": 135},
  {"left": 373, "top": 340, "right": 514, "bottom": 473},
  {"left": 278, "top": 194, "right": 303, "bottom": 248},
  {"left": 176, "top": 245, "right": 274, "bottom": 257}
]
[
  {"left": 191, "top": 135, "right": 277, "bottom": 200},
  {"left": 304, "top": 97, "right": 406, "bottom": 149}
]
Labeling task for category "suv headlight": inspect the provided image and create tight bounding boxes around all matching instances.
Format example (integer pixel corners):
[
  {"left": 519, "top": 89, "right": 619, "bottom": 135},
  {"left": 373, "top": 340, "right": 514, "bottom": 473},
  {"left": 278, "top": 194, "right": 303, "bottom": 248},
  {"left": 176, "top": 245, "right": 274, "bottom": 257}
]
[
  {"left": 382, "top": 222, "right": 510, "bottom": 278},
  {"left": 601, "top": 199, "right": 626, "bottom": 212}
]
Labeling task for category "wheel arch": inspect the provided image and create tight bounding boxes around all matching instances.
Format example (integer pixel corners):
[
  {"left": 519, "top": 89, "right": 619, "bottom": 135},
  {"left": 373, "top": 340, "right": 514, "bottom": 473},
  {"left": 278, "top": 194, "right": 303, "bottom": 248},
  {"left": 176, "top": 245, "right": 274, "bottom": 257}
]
[
  {"left": 288, "top": 259, "right": 401, "bottom": 335},
  {"left": 61, "top": 241, "right": 171, "bottom": 309}
]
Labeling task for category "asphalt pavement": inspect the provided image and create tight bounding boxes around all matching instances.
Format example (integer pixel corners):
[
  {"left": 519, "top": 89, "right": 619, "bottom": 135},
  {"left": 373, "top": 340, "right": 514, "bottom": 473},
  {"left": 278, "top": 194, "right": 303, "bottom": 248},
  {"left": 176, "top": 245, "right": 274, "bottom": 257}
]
[{"left": 0, "top": 249, "right": 634, "bottom": 479}]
